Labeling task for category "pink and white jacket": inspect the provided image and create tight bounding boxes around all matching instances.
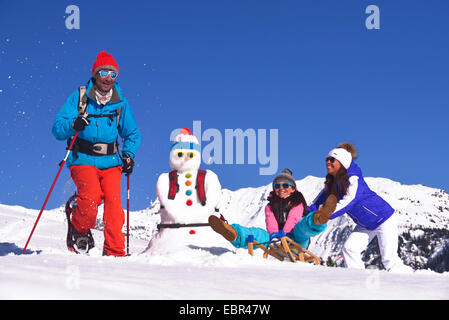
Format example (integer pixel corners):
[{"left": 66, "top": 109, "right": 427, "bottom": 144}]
[{"left": 265, "top": 203, "right": 304, "bottom": 234}]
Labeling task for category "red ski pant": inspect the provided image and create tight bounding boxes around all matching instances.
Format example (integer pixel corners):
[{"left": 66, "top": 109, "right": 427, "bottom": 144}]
[{"left": 70, "top": 165, "right": 125, "bottom": 257}]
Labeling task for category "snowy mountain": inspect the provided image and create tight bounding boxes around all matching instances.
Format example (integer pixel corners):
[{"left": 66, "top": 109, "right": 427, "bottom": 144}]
[{"left": 1, "top": 175, "right": 449, "bottom": 300}]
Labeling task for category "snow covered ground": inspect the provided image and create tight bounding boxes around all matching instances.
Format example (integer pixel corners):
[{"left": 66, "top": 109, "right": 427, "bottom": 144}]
[{"left": 1, "top": 199, "right": 449, "bottom": 300}]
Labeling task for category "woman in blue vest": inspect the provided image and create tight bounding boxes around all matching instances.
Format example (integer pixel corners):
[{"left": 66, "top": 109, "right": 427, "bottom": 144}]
[{"left": 308, "top": 142, "right": 412, "bottom": 272}]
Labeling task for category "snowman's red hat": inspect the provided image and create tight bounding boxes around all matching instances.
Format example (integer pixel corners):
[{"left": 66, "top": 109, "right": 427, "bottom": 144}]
[
  {"left": 171, "top": 128, "right": 201, "bottom": 152},
  {"left": 179, "top": 128, "right": 193, "bottom": 135}
]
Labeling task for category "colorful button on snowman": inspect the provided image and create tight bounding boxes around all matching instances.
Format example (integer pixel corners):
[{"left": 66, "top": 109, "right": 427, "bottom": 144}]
[{"left": 185, "top": 173, "right": 193, "bottom": 206}]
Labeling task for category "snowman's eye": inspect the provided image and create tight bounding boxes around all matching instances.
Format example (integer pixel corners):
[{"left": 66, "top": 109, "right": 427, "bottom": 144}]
[{"left": 176, "top": 151, "right": 195, "bottom": 159}]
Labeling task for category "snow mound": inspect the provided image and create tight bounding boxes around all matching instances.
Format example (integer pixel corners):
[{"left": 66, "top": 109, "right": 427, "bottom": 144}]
[{"left": 1, "top": 175, "right": 449, "bottom": 299}]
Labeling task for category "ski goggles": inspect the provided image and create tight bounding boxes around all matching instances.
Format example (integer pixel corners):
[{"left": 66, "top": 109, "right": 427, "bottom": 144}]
[
  {"left": 176, "top": 151, "right": 195, "bottom": 159},
  {"left": 273, "top": 183, "right": 294, "bottom": 190},
  {"left": 325, "top": 156, "right": 336, "bottom": 163},
  {"left": 98, "top": 70, "right": 118, "bottom": 79}
]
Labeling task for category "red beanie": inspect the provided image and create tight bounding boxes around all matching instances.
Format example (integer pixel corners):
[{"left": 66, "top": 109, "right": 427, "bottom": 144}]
[{"left": 92, "top": 51, "right": 119, "bottom": 75}]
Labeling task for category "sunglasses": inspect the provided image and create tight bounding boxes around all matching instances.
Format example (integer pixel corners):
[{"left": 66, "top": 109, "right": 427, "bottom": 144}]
[
  {"left": 274, "top": 183, "right": 294, "bottom": 190},
  {"left": 176, "top": 151, "right": 195, "bottom": 159},
  {"left": 326, "top": 156, "right": 336, "bottom": 163},
  {"left": 98, "top": 70, "right": 118, "bottom": 79}
]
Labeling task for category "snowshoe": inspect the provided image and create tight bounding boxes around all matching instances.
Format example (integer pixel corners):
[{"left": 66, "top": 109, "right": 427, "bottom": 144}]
[{"left": 65, "top": 193, "right": 95, "bottom": 254}]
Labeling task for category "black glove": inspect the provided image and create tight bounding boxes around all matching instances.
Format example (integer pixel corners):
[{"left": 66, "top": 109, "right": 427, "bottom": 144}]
[
  {"left": 73, "top": 114, "right": 90, "bottom": 132},
  {"left": 122, "top": 153, "right": 135, "bottom": 176}
]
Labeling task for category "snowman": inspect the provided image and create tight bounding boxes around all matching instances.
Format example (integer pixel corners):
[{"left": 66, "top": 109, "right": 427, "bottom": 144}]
[{"left": 145, "top": 128, "right": 225, "bottom": 254}]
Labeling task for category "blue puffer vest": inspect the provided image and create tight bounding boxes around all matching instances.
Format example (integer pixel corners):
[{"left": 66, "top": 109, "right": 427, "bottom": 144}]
[{"left": 307, "top": 162, "right": 394, "bottom": 230}]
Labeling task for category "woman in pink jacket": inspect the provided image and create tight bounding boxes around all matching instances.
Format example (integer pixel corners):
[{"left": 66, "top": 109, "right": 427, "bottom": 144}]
[{"left": 209, "top": 169, "right": 337, "bottom": 249}]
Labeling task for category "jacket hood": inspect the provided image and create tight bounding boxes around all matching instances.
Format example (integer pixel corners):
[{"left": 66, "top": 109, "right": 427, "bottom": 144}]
[
  {"left": 267, "top": 190, "right": 307, "bottom": 212},
  {"left": 347, "top": 162, "right": 362, "bottom": 178}
]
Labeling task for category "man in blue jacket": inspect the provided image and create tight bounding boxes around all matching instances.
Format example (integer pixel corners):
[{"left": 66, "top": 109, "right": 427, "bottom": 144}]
[{"left": 52, "top": 51, "right": 141, "bottom": 256}]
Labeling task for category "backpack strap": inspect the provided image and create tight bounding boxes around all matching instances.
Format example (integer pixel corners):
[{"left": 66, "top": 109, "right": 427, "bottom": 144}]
[
  {"left": 167, "top": 169, "right": 207, "bottom": 206},
  {"left": 168, "top": 170, "right": 179, "bottom": 200},
  {"left": 87, "top": 110, "right": 120, "bottom": 122},
  {"left": 196, "top": 169, "right": 207, "bottom": 206},
  {"left": 116, "top": 107, "right": 121, "bottom": 128},
  {"left": 77, "top": 85, "right": 121, "bottom": 128},
  {"left": 78, "top": 86, "right": 88, "bottom": 116}
]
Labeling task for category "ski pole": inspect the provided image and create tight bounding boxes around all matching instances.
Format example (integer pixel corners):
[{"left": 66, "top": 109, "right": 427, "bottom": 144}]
[
  {"left": 157, "top": 222, "right": 210, "bottom": 230},
  {"left": 329, "top": 255, "right": 343, "bottom": 267},
  {"left": 126, "top": 174, "right": 130, "bottom": 255},
  {"left": 22, "top": 131, "right": 80, "bottom": 255}
]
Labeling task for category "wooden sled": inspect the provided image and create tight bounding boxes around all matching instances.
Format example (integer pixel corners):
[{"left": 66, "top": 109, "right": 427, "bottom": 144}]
[{"left": 247, "top": 235, "right": 321, "bottom": 265}]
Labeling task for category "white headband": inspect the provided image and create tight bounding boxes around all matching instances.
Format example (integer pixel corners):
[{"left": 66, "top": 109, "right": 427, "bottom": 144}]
[{"left": 328, "top": 148, "right": 352, "bottom": 169}]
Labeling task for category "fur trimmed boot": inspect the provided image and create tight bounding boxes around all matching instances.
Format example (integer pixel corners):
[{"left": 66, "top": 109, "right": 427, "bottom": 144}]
[{"left": 208, "top": 215, "right": 238, "bottom": 242}]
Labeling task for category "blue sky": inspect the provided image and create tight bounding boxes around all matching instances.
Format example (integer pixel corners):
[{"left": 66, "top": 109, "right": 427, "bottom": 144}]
[{"left": 0, "top": 1, "right": 448, "bottom": 211}]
